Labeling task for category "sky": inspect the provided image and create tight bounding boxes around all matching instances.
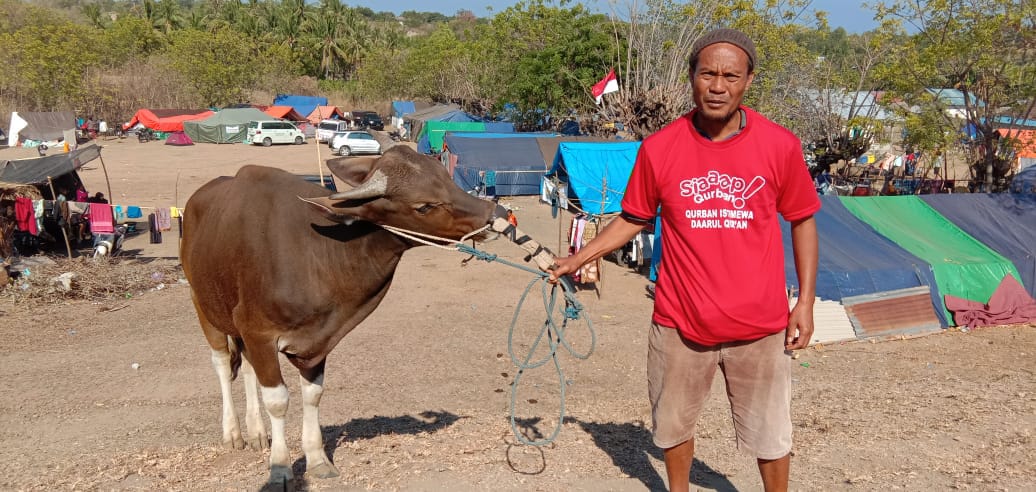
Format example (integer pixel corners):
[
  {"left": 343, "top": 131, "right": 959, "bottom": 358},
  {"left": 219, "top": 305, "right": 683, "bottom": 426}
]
[{"left": 347, "top": 0, "right": 882, "bottom": 33}]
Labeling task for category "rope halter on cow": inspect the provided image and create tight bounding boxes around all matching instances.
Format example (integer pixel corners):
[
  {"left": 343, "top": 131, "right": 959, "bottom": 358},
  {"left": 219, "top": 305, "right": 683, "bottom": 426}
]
[{"left": 378, "top": 205, "right": 595, "bottom": 447}]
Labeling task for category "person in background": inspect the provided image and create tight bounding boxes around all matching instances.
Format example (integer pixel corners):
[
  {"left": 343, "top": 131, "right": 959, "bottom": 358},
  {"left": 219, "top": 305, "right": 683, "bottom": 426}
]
[{"left": 549, "top": 28, "right": 819, "bottom": 492}]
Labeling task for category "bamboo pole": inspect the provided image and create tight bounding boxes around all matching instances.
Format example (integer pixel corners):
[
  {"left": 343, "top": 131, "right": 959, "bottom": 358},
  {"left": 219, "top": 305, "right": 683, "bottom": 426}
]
[{"left": 46, "top": 176, "right": 73, "bottom": 259}]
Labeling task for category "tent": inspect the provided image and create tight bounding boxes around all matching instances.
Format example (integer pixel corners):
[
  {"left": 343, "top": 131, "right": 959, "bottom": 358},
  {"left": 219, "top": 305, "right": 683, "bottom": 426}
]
[
  {"left": 182, "top": 107, "right": 271, "bottom": 144},
  {"left": 780, "top": 195, "right": 948, "bottom": 327},
  {"left": 263, "top": 105, "right": 306, "bottom": 122},
  {"left": 998, "top": 129, "right": 1036, "bottom": 170},
  {"left": 306, "top": 106, "right": 347, "bottom": 125},
  {"left": 921, "top": 193, "right": 1036, "bottom": 299},
  {"left": 547, "top": 142, "right": 640, "bottom": 215},
  {"left": 123, "top": 109, "right": 214, "bottom": 132},
  {"left": 403, "top": 104, "right": 479, "bottom": 143},
  {"left": 840, "top": 196, "right": 1021, "bottom": 322},
  {"left": 164, "top": 131, "right": 194, "bottom": 146},
  {"left": 443, "top": 134, "right": 551, "bottom": 196},
  {"left": 7, "top": 111, "right": 77, "bottom": 146},
  {"left": 417, "top": 121, "right": 514, "bottom": 154},
  {"left": 272, "top": 94, "right": 327, "bottom": 121}
]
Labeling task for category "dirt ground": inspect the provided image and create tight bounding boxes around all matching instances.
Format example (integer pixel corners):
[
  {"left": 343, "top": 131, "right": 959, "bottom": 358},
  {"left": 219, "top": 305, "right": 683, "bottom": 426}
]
[{"left": 0, "top": 136, "right": 1034, "bottom": 491}]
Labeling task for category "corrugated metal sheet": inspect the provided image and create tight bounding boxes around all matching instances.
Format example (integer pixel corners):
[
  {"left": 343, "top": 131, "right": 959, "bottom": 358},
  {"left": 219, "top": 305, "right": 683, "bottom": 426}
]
[
  {"left": 842, "top": 286, "right": 943, "bottom": 339},
  {"left": 790, "top": 297, "right": 857, "bottom": 345}
]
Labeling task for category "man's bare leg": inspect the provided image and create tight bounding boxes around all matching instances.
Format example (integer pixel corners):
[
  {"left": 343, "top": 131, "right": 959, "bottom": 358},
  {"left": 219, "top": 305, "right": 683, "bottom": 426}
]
[
  {"left": 663, "top": 439, "right": 694, "bottom": 492},
  {"left": 758, "top": 453, "right": 790, "bottom": 492}
]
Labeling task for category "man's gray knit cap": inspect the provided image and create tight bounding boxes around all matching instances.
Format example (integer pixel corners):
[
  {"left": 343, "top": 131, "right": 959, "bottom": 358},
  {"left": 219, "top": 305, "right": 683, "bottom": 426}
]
[{"left": 690, "top": 28, "right": 757, "bottom": 70}]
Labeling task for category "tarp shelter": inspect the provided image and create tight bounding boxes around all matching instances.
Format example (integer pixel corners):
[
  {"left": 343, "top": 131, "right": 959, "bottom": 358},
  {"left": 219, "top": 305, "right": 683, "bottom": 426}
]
[
  {"left": 443, "top": 134, "right": 551, "bottom": 196},
  {"left": 7, "top": 111, "right": 77, "bottom": 146},
  {"left": 780, "top": 195, "right": 948, "bottom": 327},
  {"left": 547, "top": 142, "right": 640, "bottom": 214},
  {"left": 123, "top": 109, "right": 214, "bottom": 132},
  {"left": 840, "top": 196, "right": 1021, "bottom": 322},
  {"left": 182, "top": 107, "right": 271, "bottom": 144},
  {"left": 0, "top": 144, "right": 101, "bottom": 185},
  {"left": 403, "top": 104, "right": 478, "bottom": 144},
  {"left": 1011, "top": 165, "right": 1036, "bottom": 193},
  {"left": 306, "top": 106, "right": 347, "bottom": 125},
  {"left": 417, "top": 121, "right": 514, "bottom": 154},
  {"left": 391, "top": 101, "right": 416, "bottom": 130},
  {"left": 263, "top": 106, "right": 306, "bottom": 122},
  {"left": 921, "top": 193, "right": 1036, "bottom": 299},
  {"left": 272, "top": 94, "right": 327, "bottom": 121}
]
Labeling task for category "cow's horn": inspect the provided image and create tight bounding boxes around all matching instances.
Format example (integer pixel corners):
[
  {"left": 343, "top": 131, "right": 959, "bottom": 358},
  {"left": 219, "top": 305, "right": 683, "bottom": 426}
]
[{"left": 328, "top": 169, "right": 387, "bottom": 200}]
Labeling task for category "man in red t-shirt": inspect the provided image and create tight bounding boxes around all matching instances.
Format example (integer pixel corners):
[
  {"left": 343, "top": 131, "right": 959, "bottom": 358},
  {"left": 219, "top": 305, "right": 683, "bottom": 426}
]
[{"left": 551, "top": 28, "right": 819, "bottom": 491}]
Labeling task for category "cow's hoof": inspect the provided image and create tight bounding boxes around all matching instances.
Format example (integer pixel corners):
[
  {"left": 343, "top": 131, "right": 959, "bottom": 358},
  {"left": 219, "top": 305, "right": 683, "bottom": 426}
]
[
  {"left": 222, "top": 436, "right": 245, "bottom": 450},
  {"left": 247, "top": 434, "right": 269, "bottom": 451},
  {"left": 262, "top": 466, "right": 295, "bottom": 491},
  {"left": 308, "top": 461, "right": 340, "bottom": 479}
]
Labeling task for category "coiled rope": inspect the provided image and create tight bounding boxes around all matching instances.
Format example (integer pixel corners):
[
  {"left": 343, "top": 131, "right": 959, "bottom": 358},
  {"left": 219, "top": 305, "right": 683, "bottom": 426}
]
[{"left": 380, "top": 223, "right": 596, "bottom": 446}]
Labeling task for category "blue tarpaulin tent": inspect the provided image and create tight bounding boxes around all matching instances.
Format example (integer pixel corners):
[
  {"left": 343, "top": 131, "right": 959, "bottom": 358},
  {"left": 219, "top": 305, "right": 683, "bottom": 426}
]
[
  {"left": 547, "top": 142, "right": 641, "bottom": 214},
  {"left": 272, "top": 95, "right": 328, "bottom": 122},
  {"left": 444, "top": 134, "right": 548, "bottom": 196},
  {"left": 780, "top": 196, "right": 948, "bottom": 326}
]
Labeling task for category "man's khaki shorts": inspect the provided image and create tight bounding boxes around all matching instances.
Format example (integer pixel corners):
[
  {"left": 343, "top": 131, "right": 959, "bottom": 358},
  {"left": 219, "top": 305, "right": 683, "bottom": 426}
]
[{"left": 647, "top": 322, "right": 792, "bottom": 459}]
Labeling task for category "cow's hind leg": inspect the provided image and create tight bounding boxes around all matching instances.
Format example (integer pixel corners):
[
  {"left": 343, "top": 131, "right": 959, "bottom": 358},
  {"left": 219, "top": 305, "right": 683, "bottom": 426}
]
[
  {"left": 240, "top": 356, "right": 270, "bottom": 450},
  {"left": 300, "top": 361, "right": 339, "bottom": 478},
  {"left": 196, "top": 304, "right": 245, "bottom": 450}
]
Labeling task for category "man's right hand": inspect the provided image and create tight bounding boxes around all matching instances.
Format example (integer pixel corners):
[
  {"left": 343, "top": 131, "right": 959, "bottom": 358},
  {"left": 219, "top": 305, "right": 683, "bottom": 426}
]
[{"left": 547, "top": 255, "right": 583, "bottom": 283}]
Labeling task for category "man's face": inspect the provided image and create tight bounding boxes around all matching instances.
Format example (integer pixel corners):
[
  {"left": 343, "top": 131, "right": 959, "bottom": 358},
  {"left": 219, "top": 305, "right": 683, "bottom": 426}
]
[{"left": 691, "top": 43, "right": 755, "bottom": 124}]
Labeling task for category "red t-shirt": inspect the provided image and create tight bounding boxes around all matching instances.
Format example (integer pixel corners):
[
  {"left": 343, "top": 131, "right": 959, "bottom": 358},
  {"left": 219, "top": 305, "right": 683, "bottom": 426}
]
[{"left": 622, "top": 107, "right": 821, "bottom": 345}]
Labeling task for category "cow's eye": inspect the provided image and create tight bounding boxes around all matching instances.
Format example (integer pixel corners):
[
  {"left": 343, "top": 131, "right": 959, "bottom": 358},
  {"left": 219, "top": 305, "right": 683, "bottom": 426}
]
[{"left": 415, "top": 203, "right": 436, "bottom": 214}]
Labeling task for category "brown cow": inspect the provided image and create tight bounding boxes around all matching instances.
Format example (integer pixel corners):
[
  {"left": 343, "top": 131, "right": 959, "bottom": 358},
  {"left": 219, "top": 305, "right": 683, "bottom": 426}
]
[{"left": 180, "top": 146, "right": 500, "bottom": 487}]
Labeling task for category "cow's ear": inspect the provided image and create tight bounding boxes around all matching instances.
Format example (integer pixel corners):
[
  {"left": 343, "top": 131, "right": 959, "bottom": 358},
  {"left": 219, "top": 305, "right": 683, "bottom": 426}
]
[{"left": 327, "top": 155, "right": 379, "bottom": 187}]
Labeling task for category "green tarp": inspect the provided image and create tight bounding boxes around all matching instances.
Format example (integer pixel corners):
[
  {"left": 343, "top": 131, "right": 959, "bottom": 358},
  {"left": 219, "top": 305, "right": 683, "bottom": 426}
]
[
  {"left": 840, "top": 196, "right": 1021, "bottom": 321},
  {"left": 421, "top": 121, "right": 486, "bottom": 153},
  {"left": 182, "top": 108, "right": 272, "bottom": 144}
]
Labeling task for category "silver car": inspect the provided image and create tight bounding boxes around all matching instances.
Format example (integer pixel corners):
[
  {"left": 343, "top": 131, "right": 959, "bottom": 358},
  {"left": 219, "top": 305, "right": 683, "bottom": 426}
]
[{"left": 329, "top": 131, "right": 381, "bottom": 156}]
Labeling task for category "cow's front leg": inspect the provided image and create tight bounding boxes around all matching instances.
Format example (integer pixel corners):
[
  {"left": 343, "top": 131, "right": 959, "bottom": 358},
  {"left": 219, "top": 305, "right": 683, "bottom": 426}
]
[
  {"left": 240, "top": 356, "right": 269, "bottom": 450},
  {"left": 300, "top": 361, "right": 339, "bottom": 478},
  {"left": 260, "top": 383, "right": 293, "bottom": 486}
]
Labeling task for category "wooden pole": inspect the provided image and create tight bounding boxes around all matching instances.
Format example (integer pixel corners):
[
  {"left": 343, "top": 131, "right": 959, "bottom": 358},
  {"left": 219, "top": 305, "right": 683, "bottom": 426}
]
[
  {"left": 47, "top": 176, "right": 73, "bottom": 259},
  {"left": 315, "top": 107, "right": 325, "bottom": 187},
  {"left": 97, "top": 148, "right": 114, "bottom": 205}
]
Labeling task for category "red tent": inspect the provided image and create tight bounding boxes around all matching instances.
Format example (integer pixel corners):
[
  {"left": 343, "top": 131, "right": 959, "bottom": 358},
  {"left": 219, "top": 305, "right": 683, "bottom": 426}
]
[
  {"left": 123, "top": 108, "right": 214, "bottom": 132},
  {"left": 263, "top": 105, "right": 307, "bottom": 122}
]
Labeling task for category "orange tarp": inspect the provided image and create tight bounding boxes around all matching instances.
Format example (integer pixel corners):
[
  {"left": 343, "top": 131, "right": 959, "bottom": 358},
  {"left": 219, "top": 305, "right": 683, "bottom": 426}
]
[
  {"left": 264, "top": 105, "right": 306, "bottom": 122},
  {"left": 306, "top": 106, "right": 346, "bottom": 124}
]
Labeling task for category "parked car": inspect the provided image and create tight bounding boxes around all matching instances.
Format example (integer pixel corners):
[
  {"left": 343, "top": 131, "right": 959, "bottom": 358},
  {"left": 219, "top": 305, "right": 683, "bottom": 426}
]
[
  {"left": 329, "top": 131, "right": 381, "bottom": 156},
  {"left": 316, "top": 119, "right": 350, "bottom": 143},
  {"left": 352, "top": 111, "right": 384, "bottom": 131},
  {"left": 246, "top": 120, "right": 305, "bottom": 146}
]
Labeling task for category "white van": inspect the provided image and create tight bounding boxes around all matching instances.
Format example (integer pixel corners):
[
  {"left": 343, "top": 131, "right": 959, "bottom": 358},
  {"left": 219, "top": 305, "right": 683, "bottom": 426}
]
[
  {"left": 316, "top": 119, "right": 350, "bottom": 143},
  {"left": 247, "top": 120, "right": 305, "bottom": 146}
]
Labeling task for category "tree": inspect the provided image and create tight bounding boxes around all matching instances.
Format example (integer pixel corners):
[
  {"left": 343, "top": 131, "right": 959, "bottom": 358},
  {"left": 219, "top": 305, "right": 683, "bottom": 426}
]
[
  {"left": 0, "top": 21, "right": 102, "bottom": 109},
  {"left": 876, "top": 0, "right": 1036, "bottom": 191},
  {"left": 166, "top": 27, "right": 258, "bottom": 107}
]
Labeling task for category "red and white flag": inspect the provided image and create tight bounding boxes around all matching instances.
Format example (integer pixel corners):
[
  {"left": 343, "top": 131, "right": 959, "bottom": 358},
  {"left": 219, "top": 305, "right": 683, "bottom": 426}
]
[{"left": 591, "top": 68, "right": 619, "bottom": 104}]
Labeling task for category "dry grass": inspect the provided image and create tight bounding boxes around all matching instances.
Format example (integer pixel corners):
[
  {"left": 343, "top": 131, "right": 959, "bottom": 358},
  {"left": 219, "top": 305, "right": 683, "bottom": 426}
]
[{"left": 0, "top": 256, "right": 181, "bottom": 306}]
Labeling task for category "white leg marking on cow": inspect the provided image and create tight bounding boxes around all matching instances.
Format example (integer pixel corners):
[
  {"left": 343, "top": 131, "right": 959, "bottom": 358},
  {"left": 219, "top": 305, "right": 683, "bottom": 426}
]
[
  {"left": 240, "top": 357, "right": 269, "bottom": 450},
  {"left": 210, "top": 348, "right": 244, "bottom": 449},
  {"left": 260, "top": 384, "right": 293, "bottom": 485},
  {"left": 300, "top": 372, "right": 340, "bottom": 478}
]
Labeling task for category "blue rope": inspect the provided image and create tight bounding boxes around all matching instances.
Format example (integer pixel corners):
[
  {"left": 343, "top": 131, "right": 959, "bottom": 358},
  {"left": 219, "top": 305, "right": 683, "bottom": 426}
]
[{"left": 456, "top": 243, "right": 596, "bottom": 446}]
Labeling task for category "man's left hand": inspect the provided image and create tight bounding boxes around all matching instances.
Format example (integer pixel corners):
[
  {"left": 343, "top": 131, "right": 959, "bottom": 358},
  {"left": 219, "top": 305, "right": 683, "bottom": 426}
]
[{"left": 785, "top": 302, "right": 815, "bottom": 350}]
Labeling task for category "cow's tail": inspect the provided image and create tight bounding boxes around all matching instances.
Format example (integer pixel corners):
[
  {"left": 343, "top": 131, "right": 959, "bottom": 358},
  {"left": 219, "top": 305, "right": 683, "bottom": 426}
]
[{"left": 228, "top": 335, "right": 244, "bottom": 381}]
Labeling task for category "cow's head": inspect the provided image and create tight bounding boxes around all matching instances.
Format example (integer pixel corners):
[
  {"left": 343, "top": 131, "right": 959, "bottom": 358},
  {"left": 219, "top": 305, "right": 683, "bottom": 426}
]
[{"left": 302, "top": 145, "right": 500, "bottom": 241}]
